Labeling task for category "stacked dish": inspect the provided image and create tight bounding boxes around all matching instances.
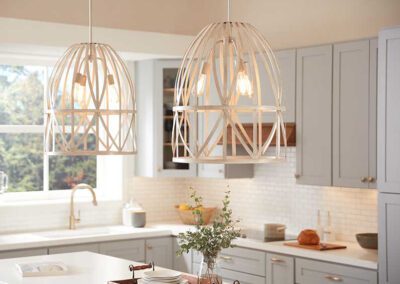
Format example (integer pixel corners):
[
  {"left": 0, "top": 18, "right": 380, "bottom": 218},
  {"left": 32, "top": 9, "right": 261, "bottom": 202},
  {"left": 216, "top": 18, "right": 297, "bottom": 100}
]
[{"left": 140, "top": 270, "right": 185, "bottom": 284}]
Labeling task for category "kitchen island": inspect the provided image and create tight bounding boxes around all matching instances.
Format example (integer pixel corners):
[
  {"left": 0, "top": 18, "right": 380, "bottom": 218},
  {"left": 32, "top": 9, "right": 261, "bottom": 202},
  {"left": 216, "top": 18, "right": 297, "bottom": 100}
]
[{"left": 0, "top": 251, "right": 176, "bottom": 284}]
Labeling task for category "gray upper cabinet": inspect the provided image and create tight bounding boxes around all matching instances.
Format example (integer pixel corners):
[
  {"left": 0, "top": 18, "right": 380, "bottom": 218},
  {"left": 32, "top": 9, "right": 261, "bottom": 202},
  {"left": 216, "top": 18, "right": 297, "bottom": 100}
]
[
  {"left": 378, "top": 27, "right": 400, "bottom": 193},
  {"left": 296, "top": 45, "right": 333, "bottom": 185},
  {"left": 333, "top": 39, "right": 377, "bottom": 188},
  {"left": 266, "top": 253, "right": 294, "bottom": 284},
  {"left": 379, "top": 193, "right": 400, "bottom": 284}
]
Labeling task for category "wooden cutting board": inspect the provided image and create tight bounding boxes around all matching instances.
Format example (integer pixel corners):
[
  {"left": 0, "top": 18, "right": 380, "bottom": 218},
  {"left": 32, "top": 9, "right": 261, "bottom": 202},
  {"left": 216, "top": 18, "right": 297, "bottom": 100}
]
[{"left": 284, "top": 241, "right": 347, "bottom": 251}]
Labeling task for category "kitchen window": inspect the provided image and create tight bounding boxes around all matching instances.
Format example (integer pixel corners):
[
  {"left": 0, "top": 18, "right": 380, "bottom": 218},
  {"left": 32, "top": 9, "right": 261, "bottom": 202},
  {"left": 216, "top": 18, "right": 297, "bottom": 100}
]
[{"left": 0, "top": 61, "right": 100, "bottom": 196}]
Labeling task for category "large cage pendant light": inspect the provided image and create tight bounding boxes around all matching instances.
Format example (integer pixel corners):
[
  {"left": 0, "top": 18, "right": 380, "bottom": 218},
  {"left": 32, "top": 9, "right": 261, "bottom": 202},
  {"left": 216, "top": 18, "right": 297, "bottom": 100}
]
[
  {"left": 45, "top": 0, "right": 136, "bottom": 155},
  {"left": 172, "top": 0, "right": 287, "bottom": 164}
]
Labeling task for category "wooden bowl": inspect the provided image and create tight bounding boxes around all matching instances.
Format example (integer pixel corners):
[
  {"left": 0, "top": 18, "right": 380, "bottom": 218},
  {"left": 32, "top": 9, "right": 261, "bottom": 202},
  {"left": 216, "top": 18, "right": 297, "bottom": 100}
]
[
  {"left": 176, "top": 207, "right": 216, "bottom": 225},
  {"left": 356, "top": 233, "right": 378, "bottom": 249}
]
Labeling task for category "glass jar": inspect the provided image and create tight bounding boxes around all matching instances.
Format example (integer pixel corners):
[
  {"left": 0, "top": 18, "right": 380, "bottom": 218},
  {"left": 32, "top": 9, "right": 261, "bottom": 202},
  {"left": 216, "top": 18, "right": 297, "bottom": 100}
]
[{"left": 198, "top": 254, "right": 222, "bottom": 284}]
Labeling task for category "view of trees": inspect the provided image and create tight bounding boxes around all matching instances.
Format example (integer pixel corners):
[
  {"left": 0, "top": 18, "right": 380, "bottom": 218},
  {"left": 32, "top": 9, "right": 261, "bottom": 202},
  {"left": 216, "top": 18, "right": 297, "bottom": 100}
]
[{"left": 0, "top": 65, "right": 96, "bottom": 192}]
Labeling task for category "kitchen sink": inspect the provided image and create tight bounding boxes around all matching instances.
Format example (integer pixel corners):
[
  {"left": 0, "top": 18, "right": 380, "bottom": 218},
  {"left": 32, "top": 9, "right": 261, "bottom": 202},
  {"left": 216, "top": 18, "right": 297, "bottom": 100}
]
[{"left": 33, "top": 226, "right": 136, "bottom": 239}]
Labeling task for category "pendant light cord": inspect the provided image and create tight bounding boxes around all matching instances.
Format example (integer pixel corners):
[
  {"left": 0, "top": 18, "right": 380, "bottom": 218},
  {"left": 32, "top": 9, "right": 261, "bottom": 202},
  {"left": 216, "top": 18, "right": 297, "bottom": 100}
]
[
  {"left": 227, "top": 0, "right": 231, "bottom": 22},
  {"left": 89, "top": 0, "right": 92, "bottom": 44}
]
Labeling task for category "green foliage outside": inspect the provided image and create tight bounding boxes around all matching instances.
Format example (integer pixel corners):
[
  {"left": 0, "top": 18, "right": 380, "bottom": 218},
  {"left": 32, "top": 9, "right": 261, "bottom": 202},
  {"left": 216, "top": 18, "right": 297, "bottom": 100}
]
[{"left": 0, "top": 65, "right": 96, "bottom": 192}]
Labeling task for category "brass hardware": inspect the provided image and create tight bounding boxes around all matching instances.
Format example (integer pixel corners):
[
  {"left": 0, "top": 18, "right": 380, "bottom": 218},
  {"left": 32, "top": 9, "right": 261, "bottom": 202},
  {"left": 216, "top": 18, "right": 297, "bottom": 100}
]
[
  {"left": 361, "top": 177, "right": 368, "bottom": 183},
  {"left": 325, "top": 275, "right": 343, "bottom": 282},
  {"left": 270, "top": 257, "right": 285, "bottom": 264},
  {"left": 147, "top": 245, "right": 153, "bottom": 250},
  {"left": 368, "top": 176, "right": 375, "bottom": 183},
  {"left": 220, "top": 256, "right": 232, "bottom": 261},
  {"left": 294, "top": 174, "right": 300, "bottom": 179},
  {"left": 69, "top": 184, "right": 97, "bottom": 230}
]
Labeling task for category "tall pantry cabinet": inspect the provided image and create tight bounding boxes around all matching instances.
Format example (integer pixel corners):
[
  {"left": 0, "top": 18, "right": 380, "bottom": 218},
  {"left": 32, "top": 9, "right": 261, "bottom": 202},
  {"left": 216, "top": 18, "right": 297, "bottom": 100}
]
[{"left": 378, "top": 26, "right": 400, "bottom": 284}]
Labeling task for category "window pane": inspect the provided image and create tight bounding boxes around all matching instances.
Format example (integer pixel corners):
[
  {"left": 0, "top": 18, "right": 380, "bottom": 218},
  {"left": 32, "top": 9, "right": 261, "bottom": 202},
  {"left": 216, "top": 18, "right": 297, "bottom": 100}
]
[
  {"left": 0, "top": 133, "right": 43, "bottom": 192},
  {"left": 49, "top": 156, "right": 96, "bottom": 190},
  {"left": 0, "top": 65, "right": 45, "bottom": 125}
]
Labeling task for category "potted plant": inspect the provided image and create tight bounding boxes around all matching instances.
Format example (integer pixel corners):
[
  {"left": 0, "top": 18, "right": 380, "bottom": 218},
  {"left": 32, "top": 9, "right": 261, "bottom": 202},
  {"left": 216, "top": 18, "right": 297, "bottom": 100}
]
[{"left": 177, "top": 187, "right": 240, "bottom": 284}]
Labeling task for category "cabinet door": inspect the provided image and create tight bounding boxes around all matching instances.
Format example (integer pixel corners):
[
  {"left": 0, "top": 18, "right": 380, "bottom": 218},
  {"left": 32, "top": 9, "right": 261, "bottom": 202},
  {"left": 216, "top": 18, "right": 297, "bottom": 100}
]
[
  {"left": 296, "top": 258, "right": 377, "bottom": 284},
  {"left": 99, "top": 239, "right": 145, "bottom": 262},
  {"left": 146, "top": 237, "right": 173, "bottom": 269},
  {"left": 332, "top": 40, "right": 374, "bottom": 188},
  {"left": 378, "top": 28, "right": 400, "bottom": 193},
  {"left": 266, "top": 253, "right": 294, "bottom": 284},
  {"left": 172, "top": 237, "right": 192, "bottom": 273},
  {"left": 296, "top": 45, "right": 333, "bottom": 186},
  {"left": 155, "top": 60, "right": 197, "bottom": 178},
  {"left": 49, "top": 243, "right": 99, "bottom": 254},
  {"left": 0, "top": 248, "right": 48, "bottom": 259},
  {"left": 379, "top": 193, "right": 400, "bottom": 284}
]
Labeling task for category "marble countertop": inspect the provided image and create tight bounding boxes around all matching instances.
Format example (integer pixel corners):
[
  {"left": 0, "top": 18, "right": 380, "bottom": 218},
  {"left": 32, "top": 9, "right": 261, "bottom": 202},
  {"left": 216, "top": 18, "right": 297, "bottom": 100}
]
[
  {"left": 0, "top": 223, "right": 378, "bottom": 270},
  {"left": 0, "top": 251, "right": 171, "bottom": 284}
]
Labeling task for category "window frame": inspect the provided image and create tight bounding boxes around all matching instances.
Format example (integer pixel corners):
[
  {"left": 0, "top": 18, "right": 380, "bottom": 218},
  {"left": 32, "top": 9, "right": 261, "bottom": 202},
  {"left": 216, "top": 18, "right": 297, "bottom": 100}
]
[{"left": 0, "top": 54, "right": 123, "bottom": 202}]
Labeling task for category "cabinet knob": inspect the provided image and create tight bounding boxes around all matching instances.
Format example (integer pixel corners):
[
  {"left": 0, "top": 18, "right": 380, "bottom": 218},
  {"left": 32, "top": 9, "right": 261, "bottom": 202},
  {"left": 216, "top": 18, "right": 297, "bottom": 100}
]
[
  {"left": 157, "top": 167, "right": 161, "bottom": 172},
  {"left": 294, "top": 174, "right": 300, "bottom": 179},
  {"left": 270, "top": 257, "right": 285, "bottom": 264},
  {"left": 361, "top": 177, "right": 368, "bottom": 183},
  {"left": 325, "top": 275, "right": 343, "bottom": 282},
  {"left": 147, "top": 245, "right": 153, "bottom": 250},
  {"left": 368, "top": 176, "right": 375, "bottom": 183}
]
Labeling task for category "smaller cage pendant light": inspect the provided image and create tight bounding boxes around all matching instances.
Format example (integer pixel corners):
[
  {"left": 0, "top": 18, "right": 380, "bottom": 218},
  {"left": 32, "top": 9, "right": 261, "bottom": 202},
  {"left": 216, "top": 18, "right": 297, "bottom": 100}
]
[
  {"left": 172, "top": 0, "right": 287, "bottom": 164},
  {"left": 45, "top": 0, "right": 136, "bottom": 155}
]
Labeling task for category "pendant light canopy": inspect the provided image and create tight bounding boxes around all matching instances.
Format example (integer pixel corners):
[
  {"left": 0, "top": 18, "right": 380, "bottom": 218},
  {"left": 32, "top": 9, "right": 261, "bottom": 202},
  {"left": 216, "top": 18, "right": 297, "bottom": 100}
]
[
  {"left": 45, "top": 0, "right": 136, "bottom": 155},
  {"left": 172, "top": 0, "right": 287, "bottom": 164}
]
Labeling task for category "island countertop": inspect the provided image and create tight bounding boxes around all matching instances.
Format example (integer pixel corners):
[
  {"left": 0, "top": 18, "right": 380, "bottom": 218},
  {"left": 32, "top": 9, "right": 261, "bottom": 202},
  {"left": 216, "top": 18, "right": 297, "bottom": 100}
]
[{"left": 0, "top": 251, "right": 178, "bottom": 284}]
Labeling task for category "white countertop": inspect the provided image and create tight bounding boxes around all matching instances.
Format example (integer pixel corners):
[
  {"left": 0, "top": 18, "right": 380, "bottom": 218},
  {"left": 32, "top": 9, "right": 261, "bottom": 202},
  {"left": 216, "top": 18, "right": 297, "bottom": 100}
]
[
  {"left": 0, "top": 251, "right": 168, "bottom": 284},
  {"left": 0, "top": 223, "right": 378, "bottom": 270}
]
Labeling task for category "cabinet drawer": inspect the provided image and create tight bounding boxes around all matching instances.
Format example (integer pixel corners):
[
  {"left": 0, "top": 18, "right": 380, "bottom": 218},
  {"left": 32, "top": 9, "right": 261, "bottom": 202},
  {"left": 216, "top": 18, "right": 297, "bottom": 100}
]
[
  {"left": 296, "top": 258, "right": 377, "bottom": 284},
  {"left": 99, "top": 239, "right": 145, "bottom": 262},
  {"left": 0, "top": 248, "right": 48, "bottom": 259},
  {"left": 192, "top": 263, "right": 265, "bottom": 284},
  {"left": 49, "top": 243, "right": 99, "bottom": 254},
  {"left": 266, "top": 253, "right": 294, "bottom": 284}
]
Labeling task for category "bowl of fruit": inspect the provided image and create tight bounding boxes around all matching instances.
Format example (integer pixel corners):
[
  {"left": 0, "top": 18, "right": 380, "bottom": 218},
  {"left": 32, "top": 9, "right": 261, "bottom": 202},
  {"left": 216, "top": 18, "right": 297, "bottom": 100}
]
[{"left": 175, "top": 203, "right": 216, "bottom": 225}]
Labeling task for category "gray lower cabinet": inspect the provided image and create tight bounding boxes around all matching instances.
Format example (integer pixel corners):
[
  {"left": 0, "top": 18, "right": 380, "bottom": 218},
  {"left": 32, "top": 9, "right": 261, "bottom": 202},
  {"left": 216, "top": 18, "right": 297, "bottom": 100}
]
[
  {"left": 332, "top": 39, "right": 377, "bottom": 188},
  {"left": 266, "top": 253, "right": 294, "bottom": 284},
  {"left": 379, "top": 193, "right": 400, "bottom": 284},
  {"left": 49, "top": 243, "right": 99, "bottom": 254},
  {"left": 145, "top": 237, "right": 173, "bottom": 269},
  {"left": 172, "top": 237, "right": 192, "bottom": 274},
  {"left": 296, "top": 44, "right": 333, "bottom": 186},
  {"left": 0, "top": 248, "right": 48, "bottom": 259},
  {"left": 296, "top": 258, "right": 377, "bottom": 284},
  {"left": 99, "top": 239, "right": 145, "bottom": 262},
  {"left": 219, "top": 247, "right": 266, "bottom": 277},
  {"left": 378, "top": 27, "right": 400, "bottom": 194}
]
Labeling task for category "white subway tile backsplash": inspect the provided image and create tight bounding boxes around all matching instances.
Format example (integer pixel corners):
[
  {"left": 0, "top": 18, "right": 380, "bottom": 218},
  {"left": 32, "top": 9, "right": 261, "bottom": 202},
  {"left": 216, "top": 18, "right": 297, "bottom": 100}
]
[{"left": 128, "top": 148, "right": 377, "bottom": 242}]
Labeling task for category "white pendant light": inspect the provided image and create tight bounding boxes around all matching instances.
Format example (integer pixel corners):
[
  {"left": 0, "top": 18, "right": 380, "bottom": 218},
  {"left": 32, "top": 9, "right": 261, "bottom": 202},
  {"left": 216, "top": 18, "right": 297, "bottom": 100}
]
[
  {"left": 45, "top": 0, "right": 136, "bottom": 155},
  {"left": 172, "top": 0, "right": 287, "bottom": 164}
]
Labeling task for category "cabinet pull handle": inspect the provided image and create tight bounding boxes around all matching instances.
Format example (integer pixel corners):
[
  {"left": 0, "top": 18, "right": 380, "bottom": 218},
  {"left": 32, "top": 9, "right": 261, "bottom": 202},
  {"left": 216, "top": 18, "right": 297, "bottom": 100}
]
[
  {"left": 294, "top": 174, "right": 300, "bottom": 179},
  {"left": 325, "top": 275, "right": 343, "bottom": 282},
  {"left": 220, "top": 256, "right": 232, "bottom": 261},
  {"left": 147, "top": 245, "right": 153, "bottom": 250},
  {"left": 361, "top": 177, "right": 367, "bottom": 183},
  {"left": 368, "top": 176, "right": 375, "bottom": 183},
  {"left": 270, "top": 257, "right": 285, "bottom": 264}
]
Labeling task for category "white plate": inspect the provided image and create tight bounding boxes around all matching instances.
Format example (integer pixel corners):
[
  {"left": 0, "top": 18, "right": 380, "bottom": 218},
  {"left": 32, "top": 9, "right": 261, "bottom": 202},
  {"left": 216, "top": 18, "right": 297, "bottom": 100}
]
[
  {"left": 139, "top": 279, "right": 188, "bottom": 284},
  {"left": 143, "top": 270, "right": 181, "bottom": 279}
]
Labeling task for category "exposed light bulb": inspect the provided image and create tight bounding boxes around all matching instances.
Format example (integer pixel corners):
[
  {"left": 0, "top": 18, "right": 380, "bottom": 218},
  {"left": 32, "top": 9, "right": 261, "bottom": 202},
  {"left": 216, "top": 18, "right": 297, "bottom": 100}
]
[
  {"left": 236, "top": 69, "right": 252, "bottom": 98},
  {"left": 196, "top": 62, "right": 210, "bottom": 96}
]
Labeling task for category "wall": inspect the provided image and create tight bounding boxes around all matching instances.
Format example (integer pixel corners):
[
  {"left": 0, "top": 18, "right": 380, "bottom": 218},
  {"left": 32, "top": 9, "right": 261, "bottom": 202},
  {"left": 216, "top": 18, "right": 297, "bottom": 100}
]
[{"left": 128, "top": 148, "right": 378, "bottom": 242}]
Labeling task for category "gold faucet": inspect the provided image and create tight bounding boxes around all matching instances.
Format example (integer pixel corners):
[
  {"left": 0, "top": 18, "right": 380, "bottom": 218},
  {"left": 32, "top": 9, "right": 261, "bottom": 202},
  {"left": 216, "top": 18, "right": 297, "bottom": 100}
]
[{"left": 69, "top": 183, "right": 98, "bottom": 230}]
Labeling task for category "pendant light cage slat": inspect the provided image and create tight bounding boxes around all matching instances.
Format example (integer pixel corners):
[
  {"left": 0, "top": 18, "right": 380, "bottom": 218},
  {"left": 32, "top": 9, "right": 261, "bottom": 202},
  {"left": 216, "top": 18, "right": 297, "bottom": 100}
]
[
  {"left": 45, "top": 43, "right": 137, "bottom": 155},
  {"left": 172, "top": 22, "right": 287, "bottom": 164}
]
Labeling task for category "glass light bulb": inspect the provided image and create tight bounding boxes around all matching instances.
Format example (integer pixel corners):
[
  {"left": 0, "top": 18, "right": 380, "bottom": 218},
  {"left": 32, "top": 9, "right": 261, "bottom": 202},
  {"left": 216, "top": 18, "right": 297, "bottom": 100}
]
[
  {"left": 196, "top": 73, "right": 207, "bottom": 96},
  {"left": 236, "top": 70, "right": 253, "bottom": 98}
]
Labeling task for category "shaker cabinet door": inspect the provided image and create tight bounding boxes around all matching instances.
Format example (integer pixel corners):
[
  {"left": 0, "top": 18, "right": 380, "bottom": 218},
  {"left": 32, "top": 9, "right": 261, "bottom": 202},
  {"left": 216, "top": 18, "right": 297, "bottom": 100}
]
[
  {"left": 332, "top": 39, "right": 375, "bottom": 188},
  {"left": 296, "top": 45, "right": 333, "bottom": 186},
  {"left": 266, "top": 253, "right": 294, "bottom": 284},
  {"left": 145, "top": 237, "right": 173, "bottom": 269},
  {"left": 378, "top": 28, "right": 400, "bottom": 193},
  {"left": 379, "top": 193, "right": 400, "bottom": 284}
]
